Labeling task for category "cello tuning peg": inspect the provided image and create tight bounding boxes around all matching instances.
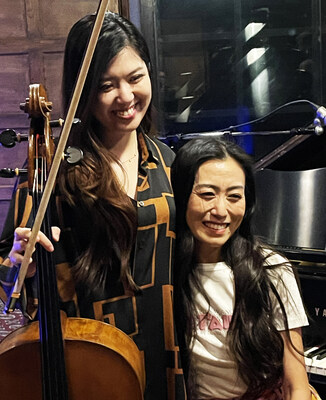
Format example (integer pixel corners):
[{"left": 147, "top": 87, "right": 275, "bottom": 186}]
[
  {"left": 50, "top": 118, "right": 64, "bottom": 128},
  {"left": 50, "top": 117, "right": 81, "bottom": 128},
  {"left": 0, "top": 129, "right": 28, "bottom": 147},
  {"left": 71, "top": 117, "right": 81, "bottom": 125},
  {"left": 0, "top": 168, "right": 27, "bottom": 178},
  {"left": 64, "top": 146, "right": 84, "bottom": 164},
  {"left": 20, "top": 101, "right": 28, "bottom": 112},
  {"left": 0, "top": 129, "right": 18, "bottom": 148}
]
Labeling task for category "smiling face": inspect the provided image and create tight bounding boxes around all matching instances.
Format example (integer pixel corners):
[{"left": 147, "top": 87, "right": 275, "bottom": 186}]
[
  {"left": 92, "top": 46, "right": 152, "bottom": 146},
  {"left": 186, "top": 157, "right": 246, "bottom": 263}
]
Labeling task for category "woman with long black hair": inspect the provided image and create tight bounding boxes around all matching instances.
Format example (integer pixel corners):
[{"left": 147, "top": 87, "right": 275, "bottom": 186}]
[
  {"left": 0, "top": 13, "right": 186, "bottom": 400},
  {"left": 171, "top": 138, "right": 310, "bottom": 400}
]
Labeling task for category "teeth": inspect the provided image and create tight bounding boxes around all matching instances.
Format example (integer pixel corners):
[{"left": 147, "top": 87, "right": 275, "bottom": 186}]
[
  {"left": 117, "top": 106, "right": 134, "bottom": 116},
  {"left": 205, "top": 222, "right": 227, "bottom": 230}
]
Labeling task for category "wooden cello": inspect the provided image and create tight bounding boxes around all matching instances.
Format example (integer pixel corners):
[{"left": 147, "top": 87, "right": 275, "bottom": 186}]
[{"left": 0, "top": 2, "right": 145, "bottom": 399}]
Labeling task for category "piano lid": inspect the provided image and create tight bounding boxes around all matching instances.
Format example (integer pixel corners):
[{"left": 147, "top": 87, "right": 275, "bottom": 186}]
[{"left": 253, "top": 167, "right": 326, "bottom": 254}]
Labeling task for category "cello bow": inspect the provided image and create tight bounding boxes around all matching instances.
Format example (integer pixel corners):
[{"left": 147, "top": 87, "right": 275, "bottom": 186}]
[{"left": 4, "top": 0, "right": 111, "bottom": 313}]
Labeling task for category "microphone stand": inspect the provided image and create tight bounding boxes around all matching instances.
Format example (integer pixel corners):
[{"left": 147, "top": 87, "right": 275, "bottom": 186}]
[
  {"left": 160, "top": 124, "right": 324, "bottom": 171},
  {"left": 174, "top": 125, "right": 323, "bottom": 141},
  {"left": 159, "top": 100, "right": 326, "bottom": 169}
]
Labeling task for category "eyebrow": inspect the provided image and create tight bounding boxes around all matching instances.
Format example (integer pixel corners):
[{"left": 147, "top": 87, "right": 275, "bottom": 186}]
[
  {"left": 194, "top": 183, "right": 245, "bottom": 191},
  {"left": 100, "top": 66, "right": 146, "bottom": 81}
]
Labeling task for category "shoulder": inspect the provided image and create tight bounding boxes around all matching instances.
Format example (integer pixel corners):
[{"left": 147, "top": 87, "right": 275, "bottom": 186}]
[
  {"left": 143, "top": 134, "right": 176, "bottom": 166},
  {"left": 261, "top": 248, "right": 290, "bottom": 267},
  {"left": 261, "top": 248, "right": 295, "bottom": 281},
  {"left": 261, "top": 248, "right": 298, "bottom": 287}
]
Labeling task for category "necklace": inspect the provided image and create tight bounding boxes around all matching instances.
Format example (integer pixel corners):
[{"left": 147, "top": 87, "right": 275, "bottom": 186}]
[{"left": 121, "top": 152, "right": 138, "bottom": 164}]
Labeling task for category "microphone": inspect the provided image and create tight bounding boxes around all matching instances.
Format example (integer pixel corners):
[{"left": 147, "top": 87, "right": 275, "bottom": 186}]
[
  {"left": 313, "top": 105, "right": 326, "bottom": 135},
  {"left": 316, "top": 105, "right": 326, "bottom": 124}
]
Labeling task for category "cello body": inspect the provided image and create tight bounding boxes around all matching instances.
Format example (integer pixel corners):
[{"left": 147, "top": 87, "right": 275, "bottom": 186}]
[{"left": 0, "top": 313, "right": 145, "bottom": 399}]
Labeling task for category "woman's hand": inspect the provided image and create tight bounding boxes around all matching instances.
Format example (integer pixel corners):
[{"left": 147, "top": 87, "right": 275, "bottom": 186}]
[{"left": 8, "top": 226, "right": 60, "bottom": 278}]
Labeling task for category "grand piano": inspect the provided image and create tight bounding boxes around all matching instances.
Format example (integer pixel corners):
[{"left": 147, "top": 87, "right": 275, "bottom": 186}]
[{"left": 253, "top": 134, "right": 326, "bottom": 396}]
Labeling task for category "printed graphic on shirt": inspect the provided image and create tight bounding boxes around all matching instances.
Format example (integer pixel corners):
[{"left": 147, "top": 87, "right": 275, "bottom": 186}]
[{"left": 198, "top": 313, "right": 232, "bottom": 331}]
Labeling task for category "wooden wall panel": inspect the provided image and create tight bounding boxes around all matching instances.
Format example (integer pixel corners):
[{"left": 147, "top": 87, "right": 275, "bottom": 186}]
[
  {"left": 0, "top": 55, "right": 30, "bottom": 115},
  {"left": 39, "top": 0, "right": 120, "bottom": 37},
  {"left": 38, "top": 1, "right": 102, "bottom": 38},
  {"left": 43, "top": 52, "right": 65, "bottom": 119},
  {"left": 0, "top": 0, "right": 27, "bottom": 38},
  {"left": 0, "top": 0, "right": 125, "bottom": 233}
]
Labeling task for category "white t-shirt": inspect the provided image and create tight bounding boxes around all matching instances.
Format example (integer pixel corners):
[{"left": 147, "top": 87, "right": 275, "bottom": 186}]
[{"left": 190, "top": 252, "right": 308, "bottom": 399}]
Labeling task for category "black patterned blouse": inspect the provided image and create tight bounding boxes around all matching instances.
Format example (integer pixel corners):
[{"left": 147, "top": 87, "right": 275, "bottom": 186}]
[{"left": 0, "top": 133, "right": 186, "bottom": 400}]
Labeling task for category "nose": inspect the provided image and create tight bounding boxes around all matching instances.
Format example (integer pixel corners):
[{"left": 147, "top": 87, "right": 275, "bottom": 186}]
[
  {"left": 117, "top": 82, "right": 134, "bottom": 103},
  {"left": 210, "top": 196, "right": 227, "bottom": 217}
]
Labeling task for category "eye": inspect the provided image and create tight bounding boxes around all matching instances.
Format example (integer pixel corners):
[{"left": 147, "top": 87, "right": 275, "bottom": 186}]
[
  {"left": 197, "top": 191, "right": 215, "bottom": 200},
  {"left": 130, "top": 74, "right": 144, "bottom": 83},
  {"left": 227, "top": 193, "right": 243, "bottom": 201},
  {"left": 99, "top": 82, "right": 114, "bottom": 92}
]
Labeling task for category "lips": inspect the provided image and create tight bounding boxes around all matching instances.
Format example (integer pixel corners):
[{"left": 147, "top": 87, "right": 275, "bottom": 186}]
[
  {"left": 203, "top": 221, "right": 229, "bottom": 230},
  {"left": 114, "top": 104, "right": 136, "bottom": 117}
]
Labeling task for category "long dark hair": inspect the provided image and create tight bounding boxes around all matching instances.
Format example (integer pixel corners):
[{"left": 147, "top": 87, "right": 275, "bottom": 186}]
[
  {"left": 58, "top": 13, "right": 152, "bottom": 290},
  {"left": 171, "top": 138, "right": 289, "bottom": 399}
]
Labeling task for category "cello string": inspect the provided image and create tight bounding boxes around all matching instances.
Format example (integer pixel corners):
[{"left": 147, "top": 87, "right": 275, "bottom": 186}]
[{"left": 33, "top": 137, "right": 68, "bottom": 399}]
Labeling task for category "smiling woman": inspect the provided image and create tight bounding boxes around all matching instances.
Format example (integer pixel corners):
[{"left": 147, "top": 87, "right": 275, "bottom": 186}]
[
  {"left": 90, "top": 44, "right": 152, "bottom": 197},
  {"left": 0, "top": 12, "right": 186, "bottom": 400},
  {"left": 186, "top": 158, "right": 246, "bottom": 263},
  {"left": 171, "top": 138, "right": 311, "bottom": 400},
  {"left": 92, "top": 46, "right": 152, "bottom": 151}
]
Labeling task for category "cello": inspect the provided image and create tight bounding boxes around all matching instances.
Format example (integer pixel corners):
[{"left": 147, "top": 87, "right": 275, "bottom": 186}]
[{"left": 0, "top": 2, "right": 145, "bottom": 399}]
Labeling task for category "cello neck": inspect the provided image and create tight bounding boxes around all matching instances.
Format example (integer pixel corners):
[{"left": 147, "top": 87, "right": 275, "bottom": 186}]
[
  {"left": 35, "top": 199, "right": 69, "bottom": 400},
  {"left": 29, "top": 88, "right": 69, "bottom": 400}
]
